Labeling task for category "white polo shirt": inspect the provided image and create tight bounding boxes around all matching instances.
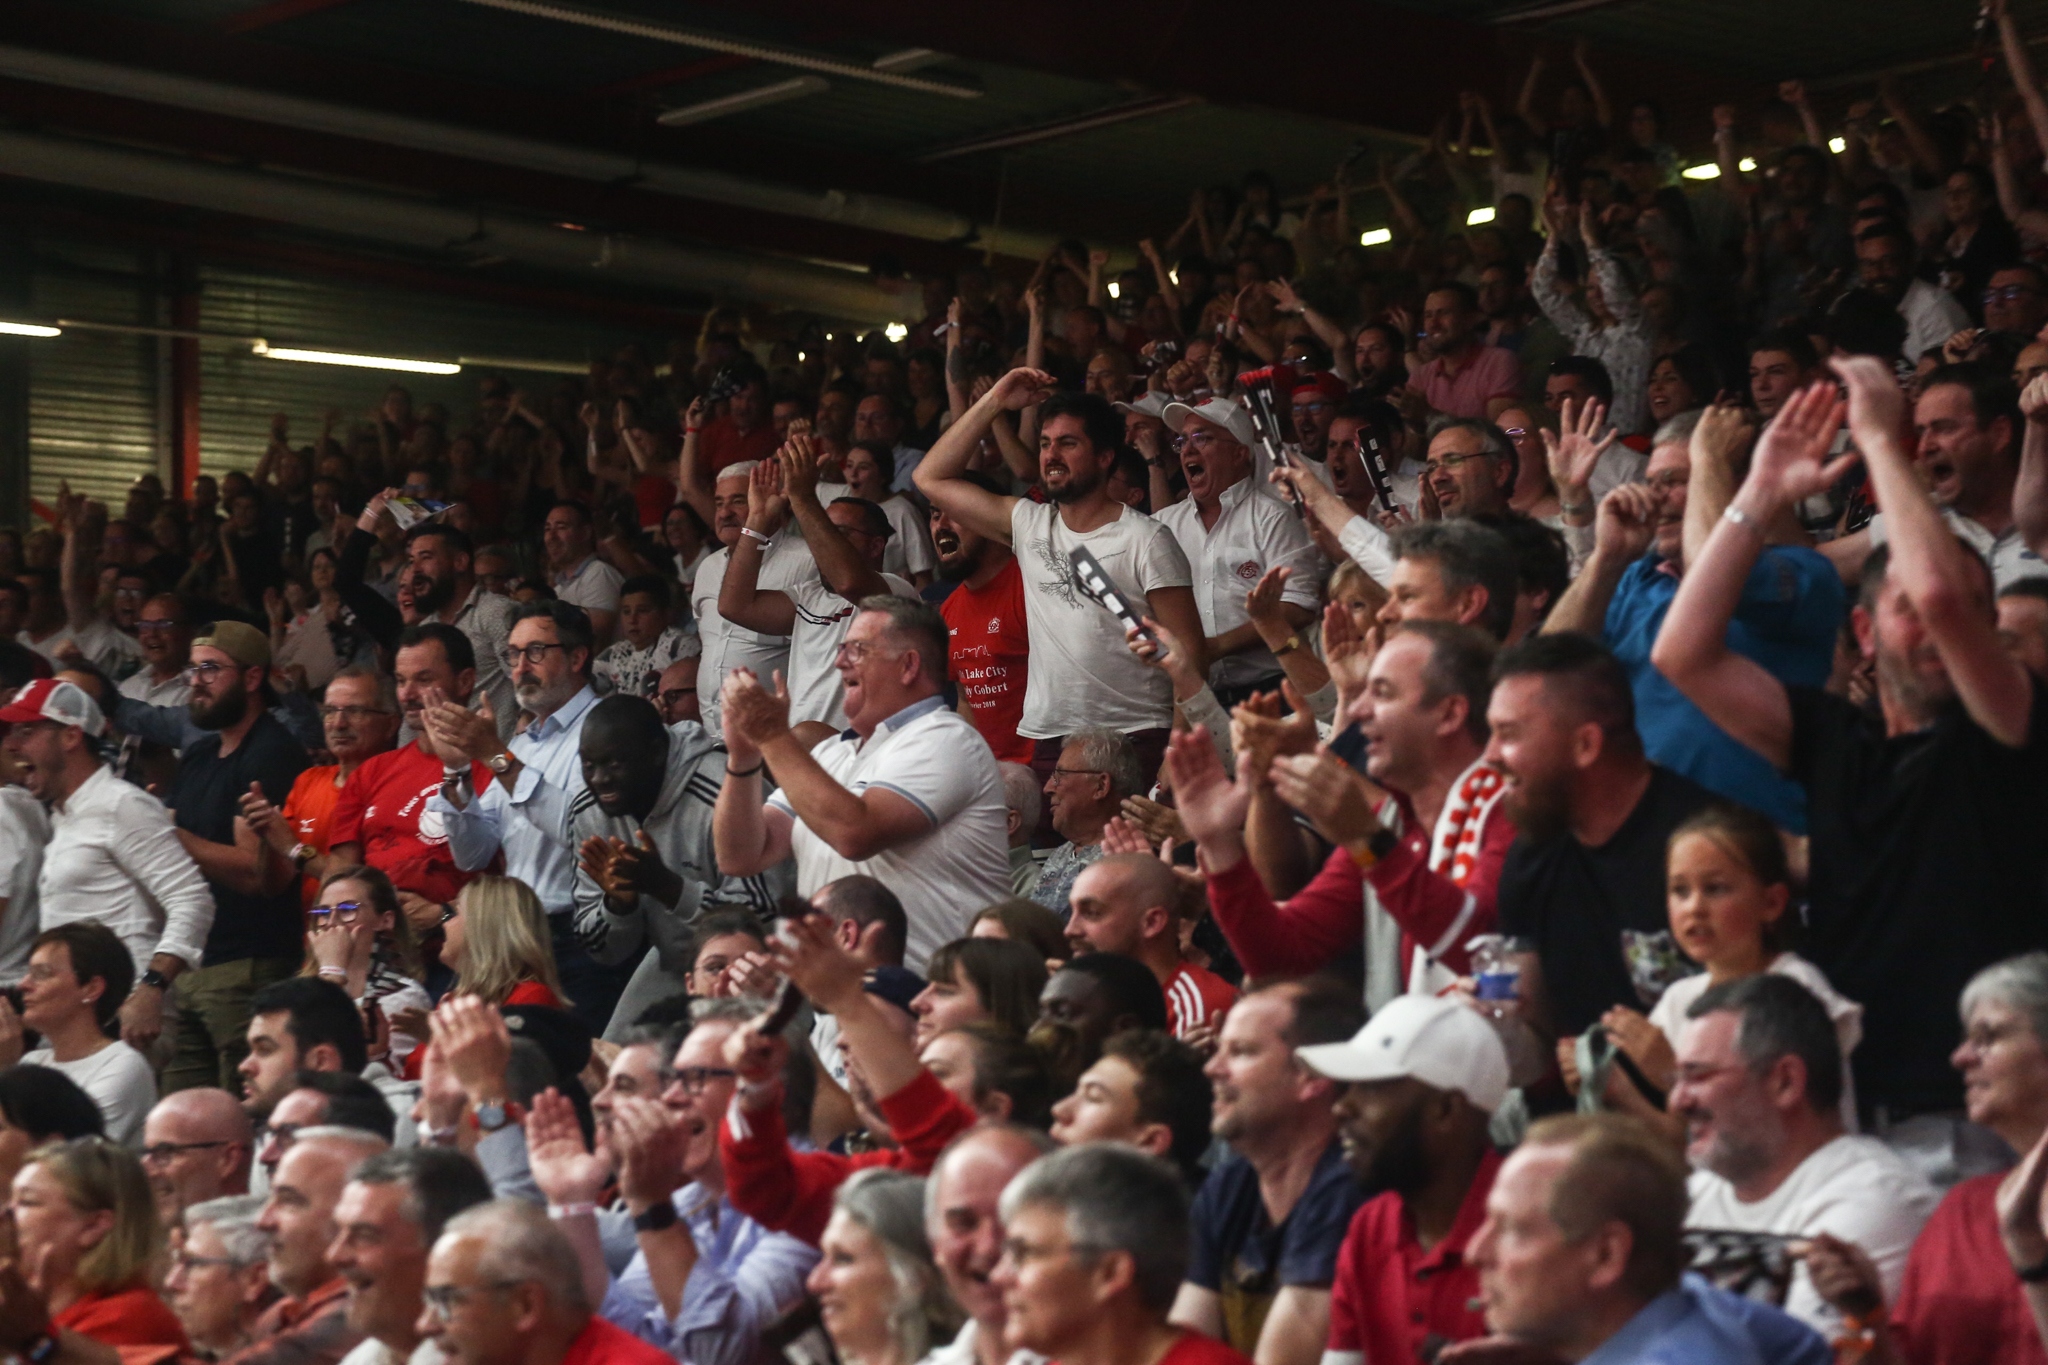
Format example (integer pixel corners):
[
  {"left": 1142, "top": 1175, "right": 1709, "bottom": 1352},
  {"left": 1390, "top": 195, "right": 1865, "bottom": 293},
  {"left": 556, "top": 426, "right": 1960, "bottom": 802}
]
[
  {"left": 692, "top": 530, "right": 815, "bottom": 739},
  {"left": 550, "top": 554, "right": 626, "bottom": 616},
  {"left": 1154, "top": 476, "right": 1320, "bottom": 692},
  {"left": 766, "top": 695, "right": 1008, "bottom": 969}
]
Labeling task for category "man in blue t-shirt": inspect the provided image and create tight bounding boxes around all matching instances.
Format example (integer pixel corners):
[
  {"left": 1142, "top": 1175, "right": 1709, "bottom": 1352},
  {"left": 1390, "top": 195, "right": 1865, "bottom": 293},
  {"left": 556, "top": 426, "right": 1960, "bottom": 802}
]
[
  {"left": 1169, "top": 980, "right": 1365, "bottom": 1365},
  {"left": 1542, "top": 411, "right": 1841, "bottom": 830}
]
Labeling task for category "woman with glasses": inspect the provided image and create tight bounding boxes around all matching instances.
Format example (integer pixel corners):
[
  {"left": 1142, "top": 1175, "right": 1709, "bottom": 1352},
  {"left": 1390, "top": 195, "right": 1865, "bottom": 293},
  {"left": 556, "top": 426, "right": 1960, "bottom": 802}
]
[
  {"left": 808, "top": 1170, "right": 960, "bottom": 1365},
  {"left": 14, "top": 1137, "right": 188, "bottom": 1357},
  {"left": 1496, "top": 406, "right": 1563, "bottom": 525},
  {"left": 302, "top": 865, "right": 432, "bottom": 1066},
  {"left": 0, "top": 1065, "right": 103, "bottom": 1194}
]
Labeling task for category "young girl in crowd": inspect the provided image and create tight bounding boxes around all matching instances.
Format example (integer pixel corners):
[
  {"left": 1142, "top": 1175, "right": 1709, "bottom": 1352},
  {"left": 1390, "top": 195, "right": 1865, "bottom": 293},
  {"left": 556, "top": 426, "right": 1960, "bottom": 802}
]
[
  {"left": 909, "top": 938, "right": 1048, "bottom": 1048},
  {"left": 1587, "top": 803, "right": 1862, "bottom": 1127}
]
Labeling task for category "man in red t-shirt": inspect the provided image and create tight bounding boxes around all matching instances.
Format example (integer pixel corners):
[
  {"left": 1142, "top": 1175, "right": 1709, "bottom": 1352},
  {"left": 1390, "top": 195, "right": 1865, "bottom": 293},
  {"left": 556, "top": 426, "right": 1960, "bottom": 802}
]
[
  {"left": 696, "top": 366, "right": 777, "bottom": 475},
  {"left": 1064, "top": 854, "right": 1236, "bottom": 1040},
  {"left": 327, "top": 624, "right": 491, "bottom": 906},
  {"left": 932, "top": 493, "right": 1032, "bottom": 763},
  {"left": 992, "top": 1144, "right": 1250, "bottom": 1365},
  {"left": 241, "top": 666, "right": 400, "bottom": 907},
  {"left": 423, "top": 1201, "right": 672, "bottom": 1365},
  {"left": 1299, "top": 994, "right": 1509, "bottom": 1365}
]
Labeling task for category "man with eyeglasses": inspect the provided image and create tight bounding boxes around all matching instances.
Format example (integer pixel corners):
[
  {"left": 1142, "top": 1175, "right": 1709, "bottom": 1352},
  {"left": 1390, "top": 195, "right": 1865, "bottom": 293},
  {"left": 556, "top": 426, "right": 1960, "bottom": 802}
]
[
  {"left": 1288, "top": 372, "right": 1348, "bottom": 468},
  {"left": 521, "top": 998, "right": 816, "bottom": 1365},
  {"left": 418, "top": 1200, "right": 672, "bottom": 1365},
  {"left": 1984, "top": 264, "right": 2048, "bottom": 343},
  {"left": 329, "top": 1148, "right": 493, "bottom": 1365},
  {"left": 427, "top": 601, "right": 618, "bottom": 1032},
  {"left": 652, "top": 654, "right": 700, "bottom": 727},
  {"left": 0, "top": 678, "right": 215, "bottom": 1049},
  {"left": 328, "top": 626, "right": 491, "bottom": 911},
  {"left": 241, "top": 667, "right": 401, "bottom": 906},
  {"left": 142, "top": 1086, "right": 255, "bottom": 1225},
  {"left": 121, "top": 620, "right": 303, "bottom": 1087},
  {"left": 239, "top": 1127, "right": 390, "bottom": 1365},
  {"left": 716, "top": 597, "right": 1009, "bottom": 972},
  {"left": 1156, "top": 397, "right": 1319, "bottom": 707},
  {"left": 118, "top": 593, "right": 195, "bottom": 708}
]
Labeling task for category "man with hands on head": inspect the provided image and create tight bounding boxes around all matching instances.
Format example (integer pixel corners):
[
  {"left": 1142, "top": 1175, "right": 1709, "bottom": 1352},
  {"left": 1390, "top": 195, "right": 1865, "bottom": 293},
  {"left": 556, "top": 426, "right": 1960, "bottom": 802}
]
[
  {"left": 1654, "top": 359, "right": 2048, "bottom": 1156},
  {"left": 713, "top": 596, "right": 1008, "bottom": 972},
  {"left": 571, "top": 693, "right": 784, "bottom": 1039},
  {"left": 517, "top": 997, "right": 817, "bottom": 1365},
  {"left": 718, "top": 434, "right": 919, "bottom": 729},
  {"left": 717, "top": 912, "right": 982, "bottom": 1245},
  {"left": 914, "top": 368, "right": 1204, "bottom": 785}
]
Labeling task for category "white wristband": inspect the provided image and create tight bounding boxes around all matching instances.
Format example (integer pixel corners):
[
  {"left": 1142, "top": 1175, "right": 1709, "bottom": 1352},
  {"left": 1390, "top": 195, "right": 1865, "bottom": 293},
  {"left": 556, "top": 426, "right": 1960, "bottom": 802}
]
[
  {"left": 548, "top": 1202, "right": 598, "bottom": 1220},
  {"left": 739, "top": 527, "right": 771, "bottom": 545}
]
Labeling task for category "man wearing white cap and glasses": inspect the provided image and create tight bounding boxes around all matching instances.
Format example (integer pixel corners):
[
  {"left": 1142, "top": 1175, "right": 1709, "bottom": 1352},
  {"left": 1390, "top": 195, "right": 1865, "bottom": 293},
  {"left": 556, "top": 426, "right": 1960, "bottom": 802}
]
[
  {"left": 1154, "top": 396, "right": 1320, "bottom": 708},
  {"left": 1300, "top": 994, "right": 1507, "bottom": 1365},
  {"left": 0, "top": 678, "right": 215, "bottom": 1042}
]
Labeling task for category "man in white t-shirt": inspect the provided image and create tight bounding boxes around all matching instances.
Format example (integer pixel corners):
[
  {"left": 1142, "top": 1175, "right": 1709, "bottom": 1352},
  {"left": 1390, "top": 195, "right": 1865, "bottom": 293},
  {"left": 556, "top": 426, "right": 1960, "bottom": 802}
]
[
  {"left": 9, "top": 923, "right": 159, "bottom": 1145},
  {"left": 691, "top": 461, "right": 814, "bottom": 741},
  {"left": 714, "top": 597, "right": 1008, "bottom": 970},
  {"left": 542, "top": 500, "right": 625, "bottom": 647},
  {"left": 718, "top": 438, "right": 918, "bottom": 729},
  {"left": 914, "top": 370, "right": 1205, "bottom": 785},
  {"left": 1672, "top": 974, "right": 1937, "bottom": 1337}
]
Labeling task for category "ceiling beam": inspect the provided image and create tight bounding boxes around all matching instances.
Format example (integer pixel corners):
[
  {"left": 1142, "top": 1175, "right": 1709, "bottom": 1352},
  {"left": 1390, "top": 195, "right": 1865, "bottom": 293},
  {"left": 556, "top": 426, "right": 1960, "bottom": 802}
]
[
  {"left": 913, "top": 95, "right": 1202, "bottom": 162},
  {"left": 217, "top": 0, "right": 357, "bottom": 36}
]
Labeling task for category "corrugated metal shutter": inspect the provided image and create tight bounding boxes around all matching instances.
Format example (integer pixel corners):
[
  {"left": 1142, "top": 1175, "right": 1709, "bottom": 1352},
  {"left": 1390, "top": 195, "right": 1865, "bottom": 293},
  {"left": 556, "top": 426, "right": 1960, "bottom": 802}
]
[
  {"left": 28, "top": 246, "right": 165, "bottom": 509},
  {"left": 198, "top": 266, "right": 650, "bottom": 480}
]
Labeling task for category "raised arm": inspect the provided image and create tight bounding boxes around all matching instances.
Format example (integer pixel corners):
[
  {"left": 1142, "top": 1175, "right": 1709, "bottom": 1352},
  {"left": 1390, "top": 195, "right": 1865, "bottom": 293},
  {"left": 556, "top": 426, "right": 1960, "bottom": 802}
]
[
  {"left": 56, "top": 488, "right": 100, "bottom": 632},
  {"left": 1140, "top": 239, "right": 1182, "bottom": 320},
  {"left": 1877, "top": 75, "right": 1949, "bottom": 181},
  {"left": 2021, "top": 375, "right": 2048, "bottom": 561},
  {"left": 1999, "top": 0, "right": 2048, "bottom": 167},
  {"left": 1571, "top": 38, "right": 1612, "bottom": 128},
  {"left": 1683, "top": 405, "right": 1757, "bottom": 569},
  {"left": 1837, "top": 355, "right": 2034, "bottom": 744},
  {"left": 674, "top": 397, "right": 715, "bottom": 526},
  {"left": 913, "top": 368, "right": 1050, "bottom": 543},
  {"left": 717, "top": 462, "right": 797, "bottom": 638},
  {"left": 1651, "top": 381, "right": 1854, "bottom": 770},
  {"left": 1517, "top": 52, "right": 1550, "bottom": 138},
  {"left": 782, "top": 435, "right": 887, "bottom": 603},
  {"left": 1542, "top": 483, "right": 1655, "bottom": 636}
]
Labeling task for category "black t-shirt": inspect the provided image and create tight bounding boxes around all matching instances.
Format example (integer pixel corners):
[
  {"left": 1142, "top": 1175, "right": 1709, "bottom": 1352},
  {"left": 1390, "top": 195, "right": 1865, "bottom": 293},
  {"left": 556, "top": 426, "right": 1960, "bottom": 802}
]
[
  {"left": 1186, "top": 1141, "right": 1361, "bottom": 1355},
  {"left": 1497, "top": 765, "right": 1718, "bottom": 1038},
  {"left": 1787, "top": 682, "right": 2048, "bottom": 1114},
  {"left": 169, "top": 709, "right": 310, "bottom": 966}
]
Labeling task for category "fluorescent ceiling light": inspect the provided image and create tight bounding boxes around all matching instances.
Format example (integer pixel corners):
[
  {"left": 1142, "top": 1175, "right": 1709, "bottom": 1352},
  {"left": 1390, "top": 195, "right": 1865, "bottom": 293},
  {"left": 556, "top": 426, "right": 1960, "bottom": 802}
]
[
  {"left": 253, "top": 342, "right": 460, "bottom": 375},
  {"left": 1360, "top": 228, "right": 1392, "bottom": 246},
  {"left": 0, "top": 321, "right": 61, "bottom": 337},
  {"left": 1681, "top": 163, "right": 1720, "bottom": 180},
  {"left": 1107, "top": 281, "right": 1121, "bottom": 299},
  {"left": 657, "top": 76, "right": 830, "bottom": 128},
  {"left": 1739, "top": 157, "right": 1757, "bottom": 172},
  {"left": 1829, "top": 137, "right": 1847, "bottom": 154},
  {"left": 884, "top": 322, "right": 909, "bottom": 343},
  {"left": 1467, "top": 207, "right": 1497, "bottom": 226}
]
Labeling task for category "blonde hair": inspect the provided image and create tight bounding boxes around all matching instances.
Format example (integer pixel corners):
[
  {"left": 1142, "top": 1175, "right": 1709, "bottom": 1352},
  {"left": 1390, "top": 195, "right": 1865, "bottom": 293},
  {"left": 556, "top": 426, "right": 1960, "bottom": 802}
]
[
  {"left": 451, "top": 875, "right": 569, "bottom": 1007},
  {"left": 1328, "top": 560, "right": 1388, "bottom": 616},
  {"left": 26, "top": 1138, "right": 161, "bottom": 1293}
]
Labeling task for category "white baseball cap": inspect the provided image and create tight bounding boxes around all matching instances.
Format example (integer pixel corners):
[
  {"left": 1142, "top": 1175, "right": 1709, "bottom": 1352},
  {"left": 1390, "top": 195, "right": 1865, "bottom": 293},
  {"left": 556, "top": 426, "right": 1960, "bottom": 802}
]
[
  {"left": 1113, "top": 392, "right": 1171, "bottom": 420},
  {"left": 1297, "top": 993, "right": 1510, "bottom": 1112},
  {"left": 1161, "top": 396, "right": 1258, "bottom": 449},
  {"left": 0, "top": 678, "right": 107, "bottom": 738}
]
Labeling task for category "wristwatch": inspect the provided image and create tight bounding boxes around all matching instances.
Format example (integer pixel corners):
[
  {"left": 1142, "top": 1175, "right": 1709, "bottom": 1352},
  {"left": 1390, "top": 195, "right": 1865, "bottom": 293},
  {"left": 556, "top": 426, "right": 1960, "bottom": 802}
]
[
  {"left": 140, "top": 968, "right": 171, "bottom": 992},
  {"left": 474, "top": 1101, "right": 511, "bottom": 1134},
  {"left": 288, "top": 842, "right": 316, "bottom": 868},
  {"left": 633, "top": 1200, "right": 679, "bottom": 1233},
  {"left": 1273, "top": 634, "right": 1303, "bottom": 658},
  {"left": 484, "top": 751, "right": 513, "bottom": 776}
]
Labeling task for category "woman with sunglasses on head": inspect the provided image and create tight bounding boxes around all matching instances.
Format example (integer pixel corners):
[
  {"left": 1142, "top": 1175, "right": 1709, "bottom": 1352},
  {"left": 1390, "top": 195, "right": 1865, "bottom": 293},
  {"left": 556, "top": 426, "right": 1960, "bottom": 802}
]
[
  {"left": 302, "top": 865, "right": 432, "bottom": 1065},
  {"left": 14, "top": 1137, "right": 188, "bottom": 1360},
  {"left": 439, "top": 874, "right": 569, "bottom": 1011}
]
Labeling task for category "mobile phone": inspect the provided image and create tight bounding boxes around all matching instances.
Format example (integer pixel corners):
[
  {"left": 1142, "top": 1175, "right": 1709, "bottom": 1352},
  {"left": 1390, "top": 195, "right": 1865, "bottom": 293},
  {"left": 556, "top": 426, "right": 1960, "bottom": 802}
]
[{"left": 759, "top": 977, "right": 803, "bottom": 1035}]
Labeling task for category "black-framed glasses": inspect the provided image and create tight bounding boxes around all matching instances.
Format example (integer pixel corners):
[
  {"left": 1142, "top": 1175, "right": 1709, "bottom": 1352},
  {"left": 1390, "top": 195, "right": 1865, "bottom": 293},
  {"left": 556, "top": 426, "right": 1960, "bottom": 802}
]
[
  {"left": 1420, "top": 452, "right": 1493, "bottom": 477},
  {"left": 307, "top": 902, "right": 366, "bottom": 930},
  {"left": 663, "top": 1066, "right": 736, "bottom": 1095},
  {"left": 422, "top": 1284, "right": 518, "bottom": 1323},
  {"left": 658, "top": 687, "right": 697, "bottom": 707},
  {"left": 319, "top": 705, "right": 392, "bottom": 723},
  {"left": 135, "top": 620, "right": 182, "bottom": 635},
  {"left": 439, "top": 904, "right": 459, "bottom": 925},
  {"left": 180, "top": 661, "right": 240, "bottom": 685},
  {"left": 139, "top": 1140, "right": 230, "bottom": 1166},
  {"left": 501, "top": 642, "right": 567, "bottom": 669},
  {"left": 171, "top": 1252, "right": 242, "bottom": 1274}
]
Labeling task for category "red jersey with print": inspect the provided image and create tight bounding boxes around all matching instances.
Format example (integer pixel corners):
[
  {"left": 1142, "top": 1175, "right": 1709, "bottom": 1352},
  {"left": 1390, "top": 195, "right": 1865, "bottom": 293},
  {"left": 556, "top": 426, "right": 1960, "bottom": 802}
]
[
  {"left": 1164, "top": 961, "right": 1238, "bottom": 1039},
  {"left": 328, "top": 743, "right": 493, "bottom": 903},
  {"left": 939, "top": 556, "right": 1033, "bottom": 763},
  {"left": 283, "top": 765, "right": 345, "bottom": 908}
]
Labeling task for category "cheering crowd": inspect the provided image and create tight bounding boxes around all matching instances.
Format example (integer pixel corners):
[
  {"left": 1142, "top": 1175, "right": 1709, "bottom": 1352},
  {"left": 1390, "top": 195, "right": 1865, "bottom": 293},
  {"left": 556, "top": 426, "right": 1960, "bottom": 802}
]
[{"left": 10, "top": 20, "right": 2048, "bottom": 1365}]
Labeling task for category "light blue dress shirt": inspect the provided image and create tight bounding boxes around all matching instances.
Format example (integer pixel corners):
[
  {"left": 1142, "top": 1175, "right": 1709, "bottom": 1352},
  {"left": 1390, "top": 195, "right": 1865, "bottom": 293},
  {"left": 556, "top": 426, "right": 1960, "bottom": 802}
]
[
  {"left": 1580, "top": 1274, "right": 1829, "bottom": 1365},
  {"left": 428, "top": 684, "right": 599, "bottom": 917},
  {"left": 600, "top": 1183, "right": 818, "bottom": 1365}
]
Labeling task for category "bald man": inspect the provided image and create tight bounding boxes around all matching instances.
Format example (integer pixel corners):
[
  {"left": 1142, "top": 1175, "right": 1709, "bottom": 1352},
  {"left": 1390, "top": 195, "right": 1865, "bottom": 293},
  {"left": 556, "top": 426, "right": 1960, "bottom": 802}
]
[
  {"left": 142, "top": 1087, "right": 255, "bottom": 1226},
  {"left": 925, "top": 1126, "right": 1054, "bottom": 1365},
  {"left": 1064, "top": 853, "right": 1238, "bottom": 1039},
  {"left": 239, "top": 1127, "right": 389, "bottom": 1365}
]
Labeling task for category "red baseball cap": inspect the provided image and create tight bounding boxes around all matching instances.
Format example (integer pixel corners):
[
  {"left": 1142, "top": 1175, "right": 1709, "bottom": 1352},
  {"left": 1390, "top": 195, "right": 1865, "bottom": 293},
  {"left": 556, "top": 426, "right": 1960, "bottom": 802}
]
[
  {"left": 1290, "top": 371, "right": 1350, "bottom": 403},
  {"left": 0, "top": 678, "right": 106, "bottom": 738}
]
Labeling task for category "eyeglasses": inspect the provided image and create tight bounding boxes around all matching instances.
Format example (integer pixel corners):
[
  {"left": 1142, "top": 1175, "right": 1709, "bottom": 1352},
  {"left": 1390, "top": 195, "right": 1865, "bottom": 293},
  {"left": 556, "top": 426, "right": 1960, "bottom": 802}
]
[
  {"left": 1501, "top": 427, "right": 1530, "bottom": 439},
  {"left": 439, "top": 904, "right": 459, "bottom": 925},
  {"left": 1420, "top": 453, "right": 1494, "bottom": 477},
  {"left": 421, "top": 1284, "right": 518, "bottom": 1323},
  {"left": 113, "top": 587, "right": 147, "bottom": 601},
  {"left": 500, "top": 642, "right": 566, "bottom": 669},
  {"left": 260, "top": 1121, "right": 306, "bottom": 1151},
  {"left": 180, "top": 661, "right": 240, "bottom": 685},
  {"left": 1644, "top": 471, "right": 1690, "bottom": 492},
  {"left": 662, "top": 1066, "right": 736, "bottom": 1095},
  {"left": 135, "top": 620, "right": 182, "bottom": 635},
  {"left": 658, "top": 687, "right": 697, "bottom": 707},
  {"left": 139, "top": 1140, "right": 229, "bottom": 1166},
  {"left": 1001, "top": 1236, "right": 1102, "bottom": 1267},
  {"left": 1292, "top": 400, "right": 1333, "bottom": 415},
  {"left": 833, "top": 639, "right": 897, "bottom": 666},
  {"left": 307, "top": 902, "right": 366, "bottom": 929},
  {"left": 319, "top": 705, "right": 392, "bottom": 723},
  {"left": 1045, "top": 767, "right": 1106, "bottom": 786},
  {"left": 1985, "top": 285, "right": 2041, "bottom": 303},
  {"left": 171, "top": 1252, "right": 243, "bottom": 1274}
]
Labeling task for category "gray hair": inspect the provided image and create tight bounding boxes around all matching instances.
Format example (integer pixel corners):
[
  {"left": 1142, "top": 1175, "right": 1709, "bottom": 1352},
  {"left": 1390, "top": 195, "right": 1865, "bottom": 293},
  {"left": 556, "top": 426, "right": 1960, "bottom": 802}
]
[
  {"left": 998, "top": 761, "right": 1042, "bottom": 832},
  {"left": 833, "top": 1170, "right": 961, "bottom": 1362},
  {"left": 1962, "top": 951, "right": 2048, "bottom": 1048},
  {"left": 1653, "top": 408, "right": 1704, "bottom": 450},
  {"left": 328, "top": 664, "right": 398, "bottom": 716},
  {"left": 857, "top": 595, "right": 950, "bottom": 684},
  {"left": 690, "top": 995, "right": 771, "bottom": 1027},
  {"left": 438, "top": 1199, "right": 590, "bottom": 1314},
  {"left": 1060, "top": 726, "right": 1145, "bottom": 803},
  {"left": 184, "top": 1193, "right": 269, "bottom": 1267},
  {"left": 717, "top": 460, "right": 760, "bottom": 486},
  {"left": 1424, "top": 415, "right": 1516, "bottom": 467},
  {"left": 997, "top": 1143, "right": 1189, "bottom": 1313}
]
